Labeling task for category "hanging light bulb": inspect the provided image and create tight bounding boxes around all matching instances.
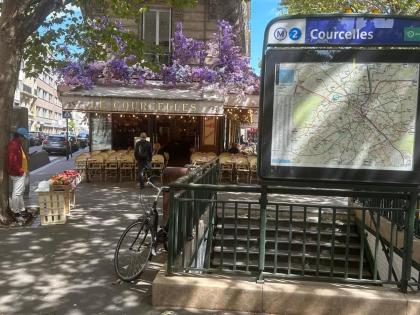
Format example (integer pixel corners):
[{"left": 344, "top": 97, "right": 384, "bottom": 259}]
[
  {"left": 169, "top": 115, "right": 171, "bottom": 119},
  {"left": 144, "top": 114, "right": 147, "bottom": 118},
  {"left": 180, "top": 115, "right": 183, "bottom": 119}
]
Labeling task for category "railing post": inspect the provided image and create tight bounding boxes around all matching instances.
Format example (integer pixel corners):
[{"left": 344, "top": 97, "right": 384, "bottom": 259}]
[
  {"left": 401, "top": 191, "right": 417, "bottom": 293},
  {"left": 167, "top": 188, "right": 175, "bottom": 275},
  {"left": 258, "top": 185, "right": 268, "bottom": 283}
]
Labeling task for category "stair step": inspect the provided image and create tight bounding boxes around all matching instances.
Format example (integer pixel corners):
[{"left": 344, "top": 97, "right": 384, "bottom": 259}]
[
  {"left": 219, "top": 216, "right": 353, "bottom": 225},
  {"left": 213, "top": 246, "right": 363, "bottom": 262},
  {"left": 216, "top": 224, "right": 359, "bottom": 238},
  {"left": 211, "top": 258, "right": 372, "bottom": 278},
  {"left": 213, "top": 235, "right": 361, "bottom": 249}
]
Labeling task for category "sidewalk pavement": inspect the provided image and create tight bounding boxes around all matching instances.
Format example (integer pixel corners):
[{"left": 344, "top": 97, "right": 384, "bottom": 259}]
[
  {"left": 1, "top": 182, "right": 255, "bottom": 315},
  {"left": 1, "top": 172, "right": 348, "bottom": 315}
]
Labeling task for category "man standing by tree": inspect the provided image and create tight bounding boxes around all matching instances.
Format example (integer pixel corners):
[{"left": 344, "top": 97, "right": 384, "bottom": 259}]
[
  {"left": 134, "top": 132, "right": 152, "bottom": 189},
  {"left": 7, "top": 127, "right": 29, "bottom": 222}
]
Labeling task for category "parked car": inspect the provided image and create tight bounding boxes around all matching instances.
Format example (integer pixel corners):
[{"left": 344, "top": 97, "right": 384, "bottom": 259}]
[
  {"left": 28, "top": 133, "right": 38, "bottom": 146},
  {"left": 77, "top": 133, "right": 89, "bottom": 148},
  {"left": 28, "top": 132, "right": 45, "bottom": 146},
  {"left": 42, "top": 135, "right": 77, "bottom": 155}
]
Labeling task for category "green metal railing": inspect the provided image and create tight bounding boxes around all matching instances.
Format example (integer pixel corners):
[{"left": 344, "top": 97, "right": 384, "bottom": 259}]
[
  {"left": 356, "top": 197, "right": 420, "bottom": 238},
  {"left": 166, "top": 161, "right": 420, "bottom": 293}
]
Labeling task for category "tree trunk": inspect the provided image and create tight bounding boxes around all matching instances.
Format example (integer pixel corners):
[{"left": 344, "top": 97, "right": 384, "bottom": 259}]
[{"left": 0, "top": 31, "right": 22, "bottom": 223}]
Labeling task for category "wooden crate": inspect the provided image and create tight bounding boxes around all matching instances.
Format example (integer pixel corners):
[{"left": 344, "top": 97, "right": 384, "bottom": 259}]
[
  {"left": 38, "top": 191, "right": 67, "bottom": 225},
  {"left": 51, "top": 184, "right": 75, "bottom": 213}
]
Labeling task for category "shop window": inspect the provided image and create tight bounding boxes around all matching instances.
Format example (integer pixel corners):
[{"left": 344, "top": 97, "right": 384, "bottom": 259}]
[{"left": 142, "top": 8, "right": 171, "bottom": 64}]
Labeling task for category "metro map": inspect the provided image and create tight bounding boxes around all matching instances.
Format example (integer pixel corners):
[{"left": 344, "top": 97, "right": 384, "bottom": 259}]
[{"left": 271, "top": 62, "right": 420, "bottom": 171}]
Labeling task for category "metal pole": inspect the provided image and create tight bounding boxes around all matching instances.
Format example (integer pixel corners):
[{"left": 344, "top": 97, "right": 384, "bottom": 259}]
[
  {"left": 401, "top": 191, "right": 417, "bottom": 293},
  {"left": 258, "top": 185, "right": 268, "bottom": 283},
  {"left": 66, "top": 118, "right": 69, "bottom": 160}
]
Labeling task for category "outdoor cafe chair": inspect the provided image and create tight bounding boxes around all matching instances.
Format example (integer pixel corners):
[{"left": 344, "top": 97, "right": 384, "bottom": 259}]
[
  {"left": 119, "top": 156, "right": 135, "bottom": 182},
  {"left": 104, "top": 156, "right": 119, "bottom": 182},
  {"left": 219, "top": 156, "right": 234, "bottom": 182},
  {"left": 235, "top": 156, "right": 250, "bottom": 184},
  {"left": 151, "top": 154, "right": 165, "bottom": 184},
  {"left": 247, "top": 156, "right": 258, "bottom": 183},
  {"left": 87, "top": 156, "right": 105, "bottom": 182}
]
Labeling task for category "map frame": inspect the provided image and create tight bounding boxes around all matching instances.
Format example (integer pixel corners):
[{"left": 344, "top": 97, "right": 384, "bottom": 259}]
[{"left": 259, "top": 48, "right": 420, "bottom": 186}]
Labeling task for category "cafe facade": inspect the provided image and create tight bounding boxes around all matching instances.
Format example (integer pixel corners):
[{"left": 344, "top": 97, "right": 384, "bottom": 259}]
[{"left": 59, "top": 82, "right": 258, "bottom": 166}]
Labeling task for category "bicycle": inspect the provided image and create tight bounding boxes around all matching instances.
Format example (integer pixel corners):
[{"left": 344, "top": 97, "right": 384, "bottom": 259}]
[{"left": 114, "top": 175, "right": 168, "bottom": 282}]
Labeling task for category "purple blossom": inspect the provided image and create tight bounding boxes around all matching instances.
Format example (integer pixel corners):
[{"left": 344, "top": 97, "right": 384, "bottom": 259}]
[
  {"left": 57, "top": 20, "right": 259, "bottom": 93},
  {"left": 57, "top": 62, "right": 93, "bottom": 88},
  {"left": 171, "top": 23, "right": 206, "bottom": 65},
  {"left": 104, "top": 59, "right": 130, "bottom": 82}
]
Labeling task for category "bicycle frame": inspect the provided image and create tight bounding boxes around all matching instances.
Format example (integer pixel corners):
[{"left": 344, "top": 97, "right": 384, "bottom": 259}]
[{"left": 138, "top": 175, "right": 167, "bottom": 246}]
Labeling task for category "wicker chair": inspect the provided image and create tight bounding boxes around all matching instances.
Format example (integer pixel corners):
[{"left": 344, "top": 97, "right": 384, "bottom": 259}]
[
  {"left": 104, "top": 156, "right": 119, "bottom": 182},
  {"left": 151, "top": 154, "right": 165, "bottom": 183},
  {"left": 74, "top": 154, "right": 89, "bottom": 180},
  {"left": 190, "top": 152, "right": 204, "bottom": 164},
  {"left": 206, "top": 152, "right": 217, "bottom": 162},
  {"left": 247, "top": 156, "right": 258, "bottom": 183},
  {"left": 119, "top": 155, "right": 135, "bottom": 182},
  {"left": 235, "top": 156, "right": 250, "bottom": 184},
  {"left": 87, "top": 156, "right": 104, "bottom": 182},
  {"left": 163, "top": 152, "right": 170, "bottom": 167},
  {"left": 219, "top": 156, "right": 234, "bottom": 182},
  {"left": 219, "top": 152, "right": 232, "bottom": 159}
]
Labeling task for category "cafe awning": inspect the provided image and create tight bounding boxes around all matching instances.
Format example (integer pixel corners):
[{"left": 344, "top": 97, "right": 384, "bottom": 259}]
[{"left": 59, "top": 81, "right": 225, "bottom": 116}]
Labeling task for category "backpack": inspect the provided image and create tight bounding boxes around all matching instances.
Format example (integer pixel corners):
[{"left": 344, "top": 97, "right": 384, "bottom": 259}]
[{"left": 138, "top": 141, "right": 148, "bottom": 159}]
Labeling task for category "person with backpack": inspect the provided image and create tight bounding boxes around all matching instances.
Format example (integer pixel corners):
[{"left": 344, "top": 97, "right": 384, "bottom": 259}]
[{"left": 134, "top": 132, "right": 152, "bottom": 189}]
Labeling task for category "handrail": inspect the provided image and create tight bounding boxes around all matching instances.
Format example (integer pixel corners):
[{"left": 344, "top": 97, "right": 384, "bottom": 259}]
[{"left": 166, "top": 159, "right": 420, "bottom": 293}]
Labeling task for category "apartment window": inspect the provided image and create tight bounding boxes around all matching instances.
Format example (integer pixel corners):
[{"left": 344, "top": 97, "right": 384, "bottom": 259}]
[
  {"left": 143, "top": 8, "right": 171, "bottom": 60},
  {"left": 208, "top": 0, "right": 218, "bottom": 19},
  {"left": 23, "top": 84, "right": 32, "bottom": 94}
]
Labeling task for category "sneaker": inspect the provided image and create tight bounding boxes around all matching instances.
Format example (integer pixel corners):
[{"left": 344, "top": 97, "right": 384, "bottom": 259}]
[
  {"left": 14, "top": 214, "right": 25, "bottom": 223},
  {"left": 20, "top": 211, "right": 33, "bottom": 220}
]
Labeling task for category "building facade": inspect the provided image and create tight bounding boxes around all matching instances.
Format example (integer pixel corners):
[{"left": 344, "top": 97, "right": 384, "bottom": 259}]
[
  {"left": 60, "top": 0, "right": 256, "bottom": 166},
  {"left": 15, "top": 69, "right": 64, "bottom": 134}
]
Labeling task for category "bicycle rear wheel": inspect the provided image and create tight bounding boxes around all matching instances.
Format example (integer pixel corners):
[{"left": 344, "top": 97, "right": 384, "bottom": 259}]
[{"left": 114, "top": 220, "right": 153, "bottom": 281}]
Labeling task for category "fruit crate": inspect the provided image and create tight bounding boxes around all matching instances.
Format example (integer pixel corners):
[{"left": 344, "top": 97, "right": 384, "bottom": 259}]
[
  {"left": 51, "top": 184, "right": 75, "bottom": 213},
  {"left": 38, "top": 191, "right": 67, "bottom": 225}
]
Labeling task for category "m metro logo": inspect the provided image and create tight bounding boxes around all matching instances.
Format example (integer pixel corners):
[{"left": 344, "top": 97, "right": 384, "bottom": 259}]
[
  {"left": 274, "top": 27, "right": 287, "bottom": 41},
  {"left": 268, "top": 19, "right": 306, "bottom": 44}
]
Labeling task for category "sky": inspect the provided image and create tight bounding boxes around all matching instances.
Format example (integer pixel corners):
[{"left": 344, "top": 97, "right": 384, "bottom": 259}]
[{"left": 250, "top": 0, "right": 280, "bottom": 73}]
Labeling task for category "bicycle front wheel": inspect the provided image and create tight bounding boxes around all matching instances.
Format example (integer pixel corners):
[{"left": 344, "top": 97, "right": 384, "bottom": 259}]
[{"left": 114, "top": 220, "right": 153, "bottom": 281}]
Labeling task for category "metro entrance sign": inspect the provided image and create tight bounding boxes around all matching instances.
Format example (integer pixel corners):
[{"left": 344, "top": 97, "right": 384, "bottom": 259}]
[
  {"left": 267, "top": 15, "right": 420, "bottom": 46},
  {"left": 259, "top": 15, "right": 420, "bottom": 187}
]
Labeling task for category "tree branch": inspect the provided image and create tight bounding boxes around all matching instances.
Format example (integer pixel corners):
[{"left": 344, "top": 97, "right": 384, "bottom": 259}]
[
  {"left": 19, "top": 0, "right": 69, "bottom": 41},
  {"left": 0, "top": 0, "right": 71, "bottom": 47}
]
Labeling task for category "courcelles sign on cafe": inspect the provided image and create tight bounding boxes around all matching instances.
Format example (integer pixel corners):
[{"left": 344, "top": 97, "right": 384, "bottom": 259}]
[{"left": 61, "top": 97, "right": 224, "bottom": 115}]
